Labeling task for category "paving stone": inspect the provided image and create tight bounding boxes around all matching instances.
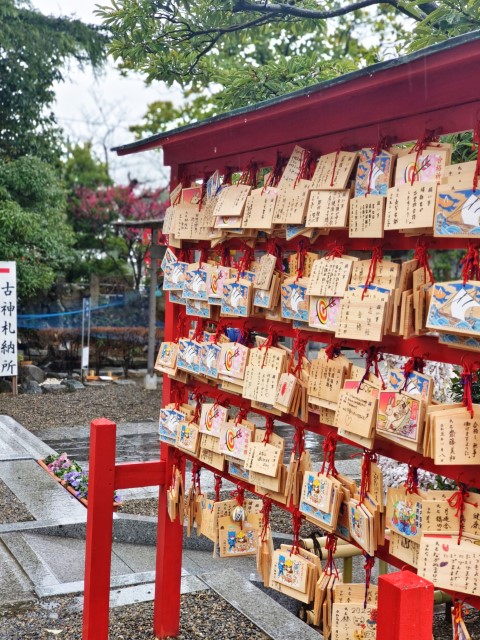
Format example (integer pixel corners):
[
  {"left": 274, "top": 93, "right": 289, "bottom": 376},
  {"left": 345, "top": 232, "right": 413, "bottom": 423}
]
[
  {"left": 0, "top": 532, "right": 60, "bottom": 589},
  {"left": 21, "top": 533, "right": 134, "bottom": 583},
  {"left": 200, "top": 568, "right": 320, "bottom": 640},
  {"left": 0, "top": 416, "right": 56, "bottom": 461},
  {"left": 0, "top": 539, "right": 35, "bottom": 610},
  {"left": 0, "top": 459, "right": 86, "bottom": 522},
  {"left": 111, "top": 541, "right": 157, "bottom": 574},
  {"left": 113, "top": 379, "right": 137, "bottom": 386}
]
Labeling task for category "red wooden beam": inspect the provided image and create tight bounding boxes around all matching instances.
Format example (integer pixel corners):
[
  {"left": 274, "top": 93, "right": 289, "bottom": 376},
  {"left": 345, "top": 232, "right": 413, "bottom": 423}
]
[
  {"left": 153, "top": 443, "right": 185, "bottom": 639},
  {"left": 83, "top": 418, "right": 117, "bottom": 640},
  {"left": 114, "top": 460, "right": 166, "bottom": 490},
  {"left": 377, "top": 571, "right": 434, "bottom": 640}
]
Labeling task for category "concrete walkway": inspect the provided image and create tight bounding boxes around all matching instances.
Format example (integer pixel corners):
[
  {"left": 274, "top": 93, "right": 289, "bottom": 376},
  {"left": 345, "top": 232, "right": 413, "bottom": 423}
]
[{"left": 0, "top": 415, "right": 344, "bottom": 639}]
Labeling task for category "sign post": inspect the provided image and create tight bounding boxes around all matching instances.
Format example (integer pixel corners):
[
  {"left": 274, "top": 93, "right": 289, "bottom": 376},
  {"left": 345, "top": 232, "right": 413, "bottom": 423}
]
[
  {"left": 0, "top": 262, "right": 17, "bottom": 394},
  {"left": 81, "top": 297, "right": 91, "bottom": 380}
]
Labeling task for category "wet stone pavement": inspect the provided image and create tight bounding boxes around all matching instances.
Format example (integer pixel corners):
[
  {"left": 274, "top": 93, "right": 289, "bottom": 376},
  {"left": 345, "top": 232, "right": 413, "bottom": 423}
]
[{"left": 36, "top": 421, "right": 357, "bottom": 468}]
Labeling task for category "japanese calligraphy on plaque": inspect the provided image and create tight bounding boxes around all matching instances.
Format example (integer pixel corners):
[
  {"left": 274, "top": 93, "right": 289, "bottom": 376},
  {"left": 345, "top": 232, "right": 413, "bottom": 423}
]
[
  {"left": 306, "top": 190, "right": 350, "bottom": 228},
  {"left": 385, "top": 182, "right": 437, "bottom": 230},
  {"left": 349, "top": 195, "right": 385, "bottom": 238},
  {"left": 0, "top": 262, "right": 17, "bottom": 377},
  {"left": 310, "top": 150, "right": 357, "bottom": 190}
]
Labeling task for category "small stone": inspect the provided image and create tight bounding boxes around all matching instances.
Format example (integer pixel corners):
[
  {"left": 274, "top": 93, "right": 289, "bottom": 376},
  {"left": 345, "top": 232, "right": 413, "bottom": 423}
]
[
  {"left": 20, "top": 379, "right": 43, "bottom": 395},
  {"left": 20, "top": 364, "right": 45, "bottom": 384},
  {"left": 61, "top": 380, "right": 86, "bottom": 392},
  {"left": 0, "top": 379, "right": 12, "bottom": 393},
  {"left": 41, "top": 384, "right": 68, "bottom": 394}
]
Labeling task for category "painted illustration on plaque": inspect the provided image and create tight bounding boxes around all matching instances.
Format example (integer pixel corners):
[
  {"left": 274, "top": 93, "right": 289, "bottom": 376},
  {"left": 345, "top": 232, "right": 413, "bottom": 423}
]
[
  {"left": 434, "top": 189, "right": 480, "bottom": 238},
  {"left": 183, "top": 267, "right": 208, "bottom": 300},
  {"left": 226, "top": 527, "right": 256, "bottom": 554},
  {"left": 163, "top": 261, "right": 188, "bottom": 291},
  {"left": 159, "top": 407, "right": 185, "bottom": 443},
  {"left": 391, "top": 498, "right": 421, "bottom": 537},
  {"left": 355, "top": 149, "right": 392, "bottom": 197},
  {"left": 221, "top": 280, "right": 250, "bottom": 317},
  {"left": 281, "top": 280, "right": 308, "bottom": 322},
  {"left": 377, "top": 391, "right": 421, "bottom": 442},
  {"left": 308, "top": 296, "right": 341, "bottom": 331},
  {"left": 177, "top": 339, "right": 202, "bottom": 373},
  {"left": 186, "top": 298, "right": 211, "bottom": 318},
  {"left": 199, "top": 343, "right": 221, "bottom": 378},
  {"left": 304, "top": 472, "right": 333, "bottom": 512},
  {"left": 426, "top": 281, "right": 480, "bottom": 337},
  {"left": 387, "top": 369, "right": 432, "bottom": 402}
]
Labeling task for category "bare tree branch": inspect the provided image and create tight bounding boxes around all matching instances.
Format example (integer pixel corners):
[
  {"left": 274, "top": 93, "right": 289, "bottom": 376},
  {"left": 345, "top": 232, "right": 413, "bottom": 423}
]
[{"left": 231, "top": 0, "right": 438, "bottom": 23}]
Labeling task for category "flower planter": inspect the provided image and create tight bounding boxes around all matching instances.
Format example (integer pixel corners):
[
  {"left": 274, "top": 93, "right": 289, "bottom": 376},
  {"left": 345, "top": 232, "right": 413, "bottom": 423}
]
[
  {"left": 65, "top": 484, "right": 122, "bottom": 511},
  {"left": 37, "top": 459, "right": 65, "bottom": 484},
  {"left": 37, "top": 459, "right": 121, "bottom": 510}
]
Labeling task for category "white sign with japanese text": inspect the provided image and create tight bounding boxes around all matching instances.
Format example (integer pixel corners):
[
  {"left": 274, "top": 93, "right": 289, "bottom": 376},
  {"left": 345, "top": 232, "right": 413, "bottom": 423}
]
[{"left": 0, "top": 262, "right": 17, "bottom": 377}]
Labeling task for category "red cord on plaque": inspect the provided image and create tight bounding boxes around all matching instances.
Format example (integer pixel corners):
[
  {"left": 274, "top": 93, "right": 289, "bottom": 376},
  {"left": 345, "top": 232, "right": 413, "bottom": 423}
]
[
  {"left": 460, "top": 361, "right": 477, "bottom": 418},
  {"left": 238, "top": 160, "right": 260, "bottom": 189},
  {"left": 408, "top": 129, "right": 440, "bottom": 186},
  {"left": 447, "top": 483, "right": 478, "bottom": 545},
  {"left": 471, "top": 120, "right": 480, "bottom": 193},
  {"left": 320, "top": 431, "right": 339, "bottom": 478},
  {"left": 362, "top": 245, "right": 383, "bottom": 300},
  {"left": 359, "top": 449, "right": 377, "bottom": 506},
  {"left": 235, "top": 243, "right": 255, "bottom": 282},
  {"left": 262, "top": 416, "right": 275, "bottom": 444},
  {"left": 295, "top": 239, "right": 307, "bottom": 282},
  {"left": 263, "top": 151, "right": 287, "bottom": 192},
  {"left": 324, "top": 240, "right": 345, "bottom": 260},
  {"left": 260, "top": 495, "right": 273, "bottom": 542},
  {"left": 293, "top": 425, "right": 305, "bottom": 459},
  {"left": 404, "top": 464, "right": 419, "bottom": 495},
  {"left": 288, "top": 330, "right": 308, "bottom": 378},
  {"left": 191, "top": 461, "right": 202, "bottom": 495},
  {"left": 213, "top": 474, "right": 222, "bottom": 503},
  {"left": 366, "top": 137, "right": 390, "bottom": 196},
  {"left": 363, "top": 553, "right": 376, "bottom": 609},
  {"left": 414, "top": 240, "right": 435, "bottom": 284},
  {"left": 357, "top": 345, "right": 385, "bottom": 390},
  {"left": 402, "top": 351, "right": 427, "bottom": 392},
  {"left": 460, "top": 244, "right": 480, "bottom": 285},
  {"left": 259, "top": 328, "right": 279, "bottom": 368},
  {"left": 266, "top": 238, "right": 284, "bottom": 273},
  {"left": 294, "top": 149, "right": 314, "bottom": 188},
  {"left": 290, "top": 508, "right": 303, "bottom": 555},
  {"left": 324, "top": 533, "right": 339, "bottom": 578}
]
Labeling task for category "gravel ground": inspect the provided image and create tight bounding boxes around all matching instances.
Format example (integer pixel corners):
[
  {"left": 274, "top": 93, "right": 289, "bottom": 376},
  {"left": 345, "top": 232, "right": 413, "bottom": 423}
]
[
  {"left": 0, "top": 591, "right": 270, "bottom": 640},
  {"left": 0, "top": 382, "right": 160, "bottom": 431},
  {"left": 0, "top": 479, "right": 35, "bottom": 524}
]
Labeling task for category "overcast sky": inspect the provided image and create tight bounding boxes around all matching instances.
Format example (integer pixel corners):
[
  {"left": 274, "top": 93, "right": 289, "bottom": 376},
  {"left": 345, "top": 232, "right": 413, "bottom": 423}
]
[{"left": 31, "top": 0, "right": 183, "bottom": 185}]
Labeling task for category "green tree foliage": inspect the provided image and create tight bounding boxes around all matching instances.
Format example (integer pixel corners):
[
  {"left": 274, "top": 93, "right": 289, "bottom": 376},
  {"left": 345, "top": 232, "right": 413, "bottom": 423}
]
[
  {"left": 0, "top": 0, "right": 107, "bottom": 161},
  {"left": 98, "top": 1, "right": 478, "bottom": 135},
  {"left": 63, "top": 142, "right": 112, "bottom": 191},
  {"left": 0, "top": 157, "right": 75, "bottom": 300},
  {"left": 99, "top": 0, "right": 416, "bottom": 135}
]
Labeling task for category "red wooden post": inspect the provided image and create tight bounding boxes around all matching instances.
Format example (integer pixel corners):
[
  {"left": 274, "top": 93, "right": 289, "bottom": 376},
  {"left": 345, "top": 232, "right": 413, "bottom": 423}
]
[
  {"left": 153, "top": 442, "right": 185, "bottom": 639},
  {"left": 376, "top": 570, "right": 434, "bottom": 640},
  {"left": 82, "top": 418, "right": 117, "bottom": 640}
]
